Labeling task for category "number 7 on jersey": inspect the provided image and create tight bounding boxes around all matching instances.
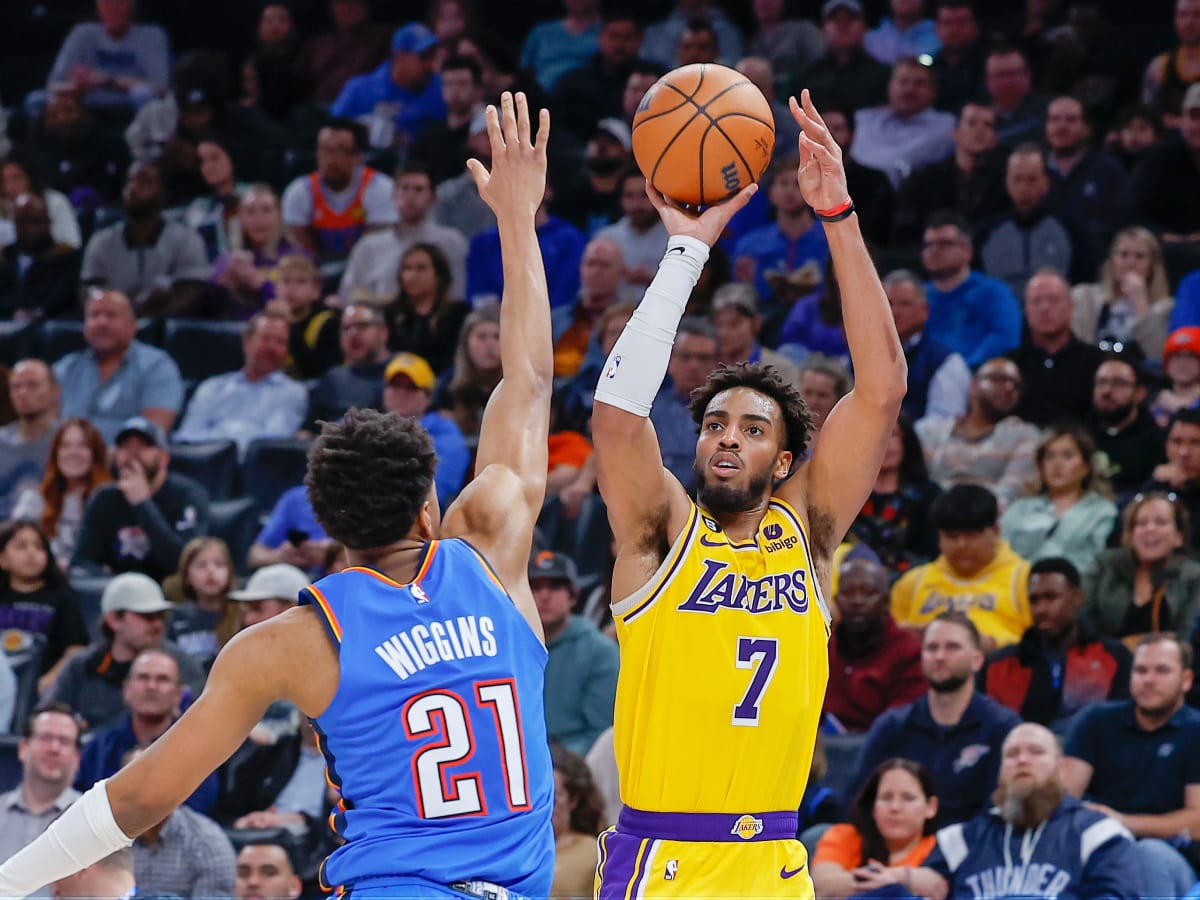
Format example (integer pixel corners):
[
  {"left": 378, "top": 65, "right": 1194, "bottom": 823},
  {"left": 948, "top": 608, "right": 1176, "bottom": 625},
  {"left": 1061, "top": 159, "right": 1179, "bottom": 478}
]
[{"left": 732, "top": 636, "right": 779, "bottom": 726}]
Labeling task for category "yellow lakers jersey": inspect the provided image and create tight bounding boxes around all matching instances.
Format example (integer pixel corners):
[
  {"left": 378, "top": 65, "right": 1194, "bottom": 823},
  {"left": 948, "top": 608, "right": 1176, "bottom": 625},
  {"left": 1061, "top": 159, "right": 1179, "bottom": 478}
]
[{"left": 612, "top": 498, "right": 831, "bottom": 814}]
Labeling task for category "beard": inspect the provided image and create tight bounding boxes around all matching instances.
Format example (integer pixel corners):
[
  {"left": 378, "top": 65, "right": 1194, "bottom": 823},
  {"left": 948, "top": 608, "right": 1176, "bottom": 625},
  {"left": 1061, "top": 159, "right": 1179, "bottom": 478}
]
[
  {"left": 928, "top": 672, "right": 971, "bottom": 693},
  {"left": 1095, "top": 400, "right": 1135, "bottom": 427},
  {"left": 994, "top": 776, "right": 1064, "bottom": 829},
  {"left": 693, "top": 460, "right": 774, "bottom": 516}
]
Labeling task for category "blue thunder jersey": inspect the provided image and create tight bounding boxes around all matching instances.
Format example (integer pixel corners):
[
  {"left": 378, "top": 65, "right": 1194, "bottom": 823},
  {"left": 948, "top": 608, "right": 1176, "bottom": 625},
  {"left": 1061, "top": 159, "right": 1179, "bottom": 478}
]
[{"left": 301, "top": 539, "right": 555, "bottom": 898}]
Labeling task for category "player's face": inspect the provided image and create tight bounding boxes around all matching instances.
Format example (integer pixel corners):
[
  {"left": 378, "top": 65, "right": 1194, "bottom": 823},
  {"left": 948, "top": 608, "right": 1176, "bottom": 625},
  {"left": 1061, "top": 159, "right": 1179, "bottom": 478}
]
[
  {"left": 872, "top": 767, "right": 936, "bottom": 847},
  {"left": 19, "top": 711, "right": 80, "bottom": 786},
  {"left": 999, "top": 724, "right": 1059, "bottom": 793},
  {"left": 1028, "top": 573, "right": 1079, "bottom": 639},
  {"left": 235, "top": 844, "right": 301, "bottom": 900},
  {"left": 693, "top": 388, "right": 791, "bottom": 515},
  {"left": 1131, "top": 641, "right": 1192, "bottom": 717},
  {"left": 937, "top": 525, "right": 999, "bottom": 577}
]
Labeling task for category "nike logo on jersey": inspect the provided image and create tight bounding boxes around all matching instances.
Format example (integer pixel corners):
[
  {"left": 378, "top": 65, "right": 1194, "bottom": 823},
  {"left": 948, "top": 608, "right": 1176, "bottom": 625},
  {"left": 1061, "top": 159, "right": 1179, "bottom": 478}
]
[{"left": 780, "top": 864, "right": 805, "bottom": 879}]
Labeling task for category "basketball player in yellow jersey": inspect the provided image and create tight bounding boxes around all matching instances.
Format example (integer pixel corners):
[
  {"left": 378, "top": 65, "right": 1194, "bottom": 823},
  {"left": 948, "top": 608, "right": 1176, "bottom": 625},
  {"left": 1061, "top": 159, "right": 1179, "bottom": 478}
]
[{"left": 590, "top": 90, "right": 909, "bottom": 899}]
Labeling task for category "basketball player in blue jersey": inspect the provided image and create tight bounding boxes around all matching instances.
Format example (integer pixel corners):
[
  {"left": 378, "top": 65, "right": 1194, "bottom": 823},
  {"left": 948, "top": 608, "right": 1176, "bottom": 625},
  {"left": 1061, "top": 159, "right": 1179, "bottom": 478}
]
[
  {"left": 0, "top": 93, "right": 557, "bottom": 900},
  {"left": 590, "top": 90, "right": 910, "bottom": 898}
]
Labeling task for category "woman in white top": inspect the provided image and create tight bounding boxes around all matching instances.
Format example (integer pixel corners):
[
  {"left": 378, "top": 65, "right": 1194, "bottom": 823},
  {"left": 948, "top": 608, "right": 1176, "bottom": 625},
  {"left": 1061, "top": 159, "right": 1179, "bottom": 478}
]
[
  {"left": 0, "top": 151, "right": 82, "bottom": 248},
  {"left": 1071, "top": 225, "right": 1173, "bottom": 364},
  {"left": 11, "top": 418, "right": 112, "bottom": 572}
]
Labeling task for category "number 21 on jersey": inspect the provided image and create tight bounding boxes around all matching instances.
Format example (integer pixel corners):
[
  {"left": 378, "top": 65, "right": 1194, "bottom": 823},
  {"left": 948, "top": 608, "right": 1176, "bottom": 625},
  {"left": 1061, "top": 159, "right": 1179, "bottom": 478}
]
[
  {"left": 403, "top": 677, "right": 530, "bottom": 819},
  {"left": 733, "top": 636, "right": 779, "bottom": 726}
]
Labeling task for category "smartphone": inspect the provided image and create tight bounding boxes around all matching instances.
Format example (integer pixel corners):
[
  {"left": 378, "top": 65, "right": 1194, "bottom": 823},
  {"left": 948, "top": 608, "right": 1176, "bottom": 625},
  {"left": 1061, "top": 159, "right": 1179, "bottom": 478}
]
[{"left": 287, "top": 529, "right": 309, "bottom": 547}]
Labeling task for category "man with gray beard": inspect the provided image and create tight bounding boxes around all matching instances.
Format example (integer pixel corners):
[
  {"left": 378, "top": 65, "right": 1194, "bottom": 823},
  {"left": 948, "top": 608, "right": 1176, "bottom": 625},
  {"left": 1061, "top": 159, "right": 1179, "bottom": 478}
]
[{"left": 917, "top": 723, "right": 1141, "bottom": 899}]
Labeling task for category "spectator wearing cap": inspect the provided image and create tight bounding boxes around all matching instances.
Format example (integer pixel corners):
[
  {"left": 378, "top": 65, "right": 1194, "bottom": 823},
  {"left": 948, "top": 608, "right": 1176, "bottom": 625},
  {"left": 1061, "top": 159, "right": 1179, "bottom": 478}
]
[
  {"left": 304, "top": 303, "right": 391, "bottom": 433},
  {"left": 48, "top": 572, "right": 206, "bottom": 732},
  {"left": 1152, "top": 327, "right": 1200, "bottom": 427},
  {"left": 173, "top": 309, "right": 308, "bottom": 458},
  {"left": 640, "top": 1, "right": 744, "bottom": 70},
  {"left": 1006, "top": 271, "right": 1105, "bottom": 427},
  {"left": 281, "top": 120, "right": 397, "bottom": 264},
  {"left": 42, "top": 0, "right": 169, "bottom": 111},
  {"left": 850, "top": 58, "right": 955, "bottom": 190},
  {"left": 409, "top": 56, "right": 487, "bottom": 188},
  {"left": 799, "top": 0, "right": 890, "bottom": 113},
  {"left": 891, "top": 484, "right": 1033, "bottom": 651},
  {"left": 553, "top": 118, "right": 633, "bottom": 236},
  {"left": 530, "top": 551, "right": 619, "bottom": 754},
  {"left": 553, "top": 12, "right": 645, "bottom": 141},
  {"left": 466, "top": 184, "right": 585, "bottom": 310},
  {"left": 433, "top": 109, "right": 497, "bottom": 241},
  {"left": 80, "top": 161, "right": 212, "bottom": 318},
  {"left": 75, "top": 648, "right": 218, "bottom": 814},
  {"left": 331, "top": 23, "right": 447, "bottom": 150},
  {"left": 248, "top": 488, "right": 332, "bottom": 575},
  {"left": 710, "top": 284, "right": 802, "bottom": 386},
  {"left": 296, "top": 0, "right": 391, "bottom": 104},
  {"left": 521, "top": 0, "right": 603, "bottom": 92},
  {"left": 594, "top": 170, "right": 668, "bottom": 289},
  {"left": 54, "top": 290, "right": 184, "bottom": 443},
  {"left": 72, "top": 416, "right": 210, "bottom": 583},
  {"left": 231, "top": 563, "right": 309, "bottom": 629},
  {"left": 380, "top": 353, "right": 469, "bottom": 508},
  {"left": 550, "top": 238, "right": 629, "bottom": 379},
  {"left": 864, "top": 0, "right": 941, "bottom": 65},
  {"left": 981, "top": 557, "right": 1130, "bottom": 728}
]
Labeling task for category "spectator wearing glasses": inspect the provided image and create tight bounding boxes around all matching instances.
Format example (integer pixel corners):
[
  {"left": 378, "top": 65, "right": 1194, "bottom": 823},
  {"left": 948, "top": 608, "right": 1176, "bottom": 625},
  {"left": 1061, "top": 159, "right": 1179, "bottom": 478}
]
[
  {"left": 1088, "top": 357, "right": 1166, "bottom": 499},
  {"left": 1081, "top": 492, "right": 1200, "bottom": 646},
  {"left": 305, "top": 303, "right": 391, "bottom": 432},
  {"left": 46, "top": 573, "right": 205, "bottom": 732}
]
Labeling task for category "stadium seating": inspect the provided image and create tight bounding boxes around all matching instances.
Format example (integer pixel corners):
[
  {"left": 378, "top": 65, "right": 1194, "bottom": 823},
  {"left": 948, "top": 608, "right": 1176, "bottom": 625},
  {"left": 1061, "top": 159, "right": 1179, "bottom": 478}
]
[
  {"left": 69, "top": 574, "right": 113, "bottom": 643},
  {"left": 162, "top": 319, "right": 245, "bottom": 383},
  {"left": 168, "top": 439, "right": 240, "bottom": 501},
  {"left": 242, "top": 438, "right": 311, "bottom": 515},
  {"left": 36, "top": 319, "right": 86, "bottom": 364},
  {"left": 0, "top": 734, "right": 19, "bottom": 789},
  {"left": 208, "top": 496, "right": 262, "bottom": 575}
]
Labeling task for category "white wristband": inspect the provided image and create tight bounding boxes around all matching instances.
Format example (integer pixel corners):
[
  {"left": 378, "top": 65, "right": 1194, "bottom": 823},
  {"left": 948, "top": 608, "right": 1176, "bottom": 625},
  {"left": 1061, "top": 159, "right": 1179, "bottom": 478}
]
[
  {"left": 0, "top": 780, "right": 134, "bottom": 897},
  {"left": 593, "top": 235, "right": 710, "bottom": 417}
]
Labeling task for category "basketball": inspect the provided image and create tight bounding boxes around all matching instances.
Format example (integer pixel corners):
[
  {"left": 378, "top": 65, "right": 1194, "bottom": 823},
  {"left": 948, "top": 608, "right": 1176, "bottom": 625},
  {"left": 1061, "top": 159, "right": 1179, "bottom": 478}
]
[{"left": 631, "top": 63, "right": 775, "bottom": 207}]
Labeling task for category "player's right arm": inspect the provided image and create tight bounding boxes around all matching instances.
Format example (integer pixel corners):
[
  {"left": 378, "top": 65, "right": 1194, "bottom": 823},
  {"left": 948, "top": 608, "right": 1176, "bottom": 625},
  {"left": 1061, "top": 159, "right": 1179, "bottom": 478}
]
[
  {"left": 0, "top": 607, "right": 336, "bottom": 897},
  {"left": 592, "top": 184, "right": 756, "bottom": 598}
]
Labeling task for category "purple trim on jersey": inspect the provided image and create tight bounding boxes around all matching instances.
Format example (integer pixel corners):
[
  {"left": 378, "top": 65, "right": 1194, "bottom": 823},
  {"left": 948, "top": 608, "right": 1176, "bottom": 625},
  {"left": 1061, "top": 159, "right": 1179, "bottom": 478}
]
[
  {"left": 622, "top": 509, "right": 700, "bottom": 623},
  {"left": 618, "top": 807, "right": 799, "bottom": 842},
  {"left": 595, "top": 832, "right": 645, "bottom": 900}
]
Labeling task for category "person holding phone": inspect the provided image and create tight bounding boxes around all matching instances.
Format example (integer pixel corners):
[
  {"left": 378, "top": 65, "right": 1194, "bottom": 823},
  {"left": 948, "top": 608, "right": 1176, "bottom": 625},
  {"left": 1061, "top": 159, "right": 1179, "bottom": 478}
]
[{"left": 247, "top": 485, "right": 331, "bottom": 575}]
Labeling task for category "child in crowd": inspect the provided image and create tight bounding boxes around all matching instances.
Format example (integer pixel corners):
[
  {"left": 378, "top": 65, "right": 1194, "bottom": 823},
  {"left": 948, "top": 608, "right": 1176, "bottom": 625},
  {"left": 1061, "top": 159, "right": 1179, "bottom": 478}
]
[
  {"left": 1152, "top": 327, "right": 1200, "bottom": 426},
  {"left": 271, "top": 254, "right": 342, "bottom": 380},
  {"left": 165, "top": 537, "right": 240, "bottom": 671}
]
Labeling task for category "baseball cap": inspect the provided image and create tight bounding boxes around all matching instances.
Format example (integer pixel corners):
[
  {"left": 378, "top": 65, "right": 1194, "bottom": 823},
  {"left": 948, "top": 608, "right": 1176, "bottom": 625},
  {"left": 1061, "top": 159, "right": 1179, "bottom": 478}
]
[
  {"left": 711, "top": 283, "right": 760, "bottom": 317},
  {"left": 101, "top": 572, "right": 173, "bottom": 615},
  {"left": 1164, "top": 327, "right": 1200, "bottom": 361},
  {"left": 392, "top": 22, "right": 439, "bottom": 55},
  {"left": 229, "top": 564, "right": 310, "bottom": 603},
  {"left": 116, "top": 416, "right": 167, "bottom": 449},
  {"left": 1184, "top": 82, "right": 1200, "bottom": 112},
  {"left": 593, "top": 118, "right": 632, "bottom": 152},
  {"left": 384, "top": 352, "right": 436, "bottom": 391},
  {"left": 822, "top": 0, "right": 864, "bottom": 17},
  {"left": 528, "top": 550, "right": 578, "bottom": 587}
]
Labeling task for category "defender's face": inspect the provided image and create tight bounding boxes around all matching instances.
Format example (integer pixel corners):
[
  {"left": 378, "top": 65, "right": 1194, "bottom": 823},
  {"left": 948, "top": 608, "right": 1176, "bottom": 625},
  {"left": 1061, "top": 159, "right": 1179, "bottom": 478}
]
[{"left": 694, "top": 387, "right": 791, "bottom": 503}]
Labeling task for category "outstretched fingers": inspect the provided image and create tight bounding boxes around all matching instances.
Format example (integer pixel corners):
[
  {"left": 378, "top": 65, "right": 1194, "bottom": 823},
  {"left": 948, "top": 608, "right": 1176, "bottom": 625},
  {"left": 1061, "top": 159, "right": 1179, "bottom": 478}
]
[
  {"left": 514, "top": 91, "right": 531, "bottom": 144},
  {"left": 500, "top": 91, "right": 518, "bottom": 145},
  {"left": 535, "top": 106, "right": 550, "bottom": 152},
  {"left": 790, "top": 90, "right": 836, "bottom": 154}
]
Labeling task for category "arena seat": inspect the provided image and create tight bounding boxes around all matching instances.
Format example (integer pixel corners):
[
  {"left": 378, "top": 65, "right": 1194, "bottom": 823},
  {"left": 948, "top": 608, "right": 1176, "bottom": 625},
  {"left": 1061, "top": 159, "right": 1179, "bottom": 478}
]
[
  {"left": 69, "top": 574, "right": 113, "bottom": 643},
  {"left": 8, "top": 648, "right": 45, "bottom": 738},
  {"left": 820, "top": 732, "right": 867, "bottom": 804},
  {"left": 242, "top": 438, "right": 311, "bottom": 515},
  {"left": 36, "top": 319, "right": 86, "bottom": 364},
  {"left": 168, "top": 439, "right": 240, "bottom": 501},
  {"left": 0, "top": 734, "right": 20, "bottom": 789},
  {"left": 162, "top": 319, "right": 245, "bottom": 383},
  {"left": 208, "top": 497, "right": 262, "bottom": 575}
]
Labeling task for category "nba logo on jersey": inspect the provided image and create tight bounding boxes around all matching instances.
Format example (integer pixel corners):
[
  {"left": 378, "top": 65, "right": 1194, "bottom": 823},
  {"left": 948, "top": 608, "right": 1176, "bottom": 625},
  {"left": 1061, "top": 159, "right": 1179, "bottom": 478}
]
[
  {"left": 664, "top": 860, "right": 679, "bottom": 881},
  {"left": 411, "top": 584, "right": 431, "bottom": 604},
  {"left": 730, "top": 815, "right": 764, "bottom": 840},
  {"left": 604, "top": 355, "right": 622, "bottom": 379}
]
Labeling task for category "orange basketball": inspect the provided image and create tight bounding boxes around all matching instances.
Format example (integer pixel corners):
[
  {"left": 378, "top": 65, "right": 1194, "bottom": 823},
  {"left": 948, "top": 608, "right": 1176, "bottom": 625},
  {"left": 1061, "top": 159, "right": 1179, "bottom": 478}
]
[{"left": 632, "top": 63, "right": 775, "bottom": 207}]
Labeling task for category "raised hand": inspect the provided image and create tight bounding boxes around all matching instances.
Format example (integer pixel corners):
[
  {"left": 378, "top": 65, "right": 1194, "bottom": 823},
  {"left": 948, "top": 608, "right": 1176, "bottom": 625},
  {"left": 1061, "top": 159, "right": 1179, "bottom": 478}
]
[
  {"left": 789, "top": 89, "right": 851, "bottom": 213},
  {"left": 467, "top": 92, "right": 549, "bottom": 221},
  {"left": 644, "top": 181, "right": 758, "bottom": 248}
]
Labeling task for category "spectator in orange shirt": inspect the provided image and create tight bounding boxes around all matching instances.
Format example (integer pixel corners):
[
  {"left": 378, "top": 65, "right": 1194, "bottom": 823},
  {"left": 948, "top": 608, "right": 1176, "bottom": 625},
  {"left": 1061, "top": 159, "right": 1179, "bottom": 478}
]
[{"left": 811, "top": 758, "right": 945, "bottom": 899}]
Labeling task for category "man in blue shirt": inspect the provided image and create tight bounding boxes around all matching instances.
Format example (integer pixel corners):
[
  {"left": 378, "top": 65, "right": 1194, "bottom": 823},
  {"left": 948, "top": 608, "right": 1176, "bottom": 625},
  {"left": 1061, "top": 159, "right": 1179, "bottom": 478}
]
[
  {"left": 380, "top": 352, "right": 469, "bottom": 509},
  {"left": 330, "top": 23, "right": 446, "bottom": 149},
  {"left": 54, "top": 289, "right": 184, "bottom": 442},
  {"left": 248, "top": 486, "right": 331, "bottom": 574},
  {"left": 921, "top": 210, "right": 1021, "bottom": 369},
  {"left": 849, "top": 611, "right": 1022, "bottom": 825},
  {"left": 1061, "top": 633, "right": 1200, "bottom": 899}
]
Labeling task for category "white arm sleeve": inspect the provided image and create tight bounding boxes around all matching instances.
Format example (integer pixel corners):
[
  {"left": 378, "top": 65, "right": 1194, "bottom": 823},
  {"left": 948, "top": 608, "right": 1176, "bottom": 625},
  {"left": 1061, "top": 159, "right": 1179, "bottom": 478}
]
[
  {"left": 0, "top": 781, "right": 133, "bottom": 897},
  {"left": 593, "top": 235, "right": 709, "bottom": 417}
]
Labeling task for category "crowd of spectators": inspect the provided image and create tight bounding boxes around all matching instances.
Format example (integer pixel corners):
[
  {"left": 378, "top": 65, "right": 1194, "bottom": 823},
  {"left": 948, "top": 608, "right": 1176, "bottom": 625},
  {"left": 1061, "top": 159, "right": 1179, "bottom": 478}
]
[{"left": 3, "top": 0, "right": 1200, "bottom": 896}]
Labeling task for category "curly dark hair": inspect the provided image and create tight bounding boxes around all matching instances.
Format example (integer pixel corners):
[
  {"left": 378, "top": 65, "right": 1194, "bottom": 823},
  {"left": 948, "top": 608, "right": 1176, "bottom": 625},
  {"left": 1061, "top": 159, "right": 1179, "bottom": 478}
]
[
  {"left": 688, "top": 362, "right": 815, "bottom": 465},
  {"left": 551, "top": 744, "right": 605, "bottom": 837},
  {"left": 305, "top": 408, "right": 438, "bottom": 549}
]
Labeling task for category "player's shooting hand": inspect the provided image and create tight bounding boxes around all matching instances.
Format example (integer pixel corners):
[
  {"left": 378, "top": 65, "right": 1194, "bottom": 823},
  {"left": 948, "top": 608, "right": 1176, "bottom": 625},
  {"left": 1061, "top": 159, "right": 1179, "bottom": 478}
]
[
  {"left": 467, "top": 92, "right": 549, "bottom": 222},
  {"left": 644, "top": 181, "right": 757, "bottom": 248},
  {"left": 789, "top": 90, "right": 851, "bottom": 214}
]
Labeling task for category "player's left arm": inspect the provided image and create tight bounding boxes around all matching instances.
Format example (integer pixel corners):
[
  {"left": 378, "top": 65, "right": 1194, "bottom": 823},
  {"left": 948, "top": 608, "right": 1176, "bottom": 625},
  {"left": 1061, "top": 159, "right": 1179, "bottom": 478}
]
[
  {"left": 0, "top": 608, "right": 334, "bottom": 897},
  {"left": 441, "top": 92, "right": 553, "bottom": 638},
  {"left": 776, "top": 91, "right": 907, "bottom": 552}
]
